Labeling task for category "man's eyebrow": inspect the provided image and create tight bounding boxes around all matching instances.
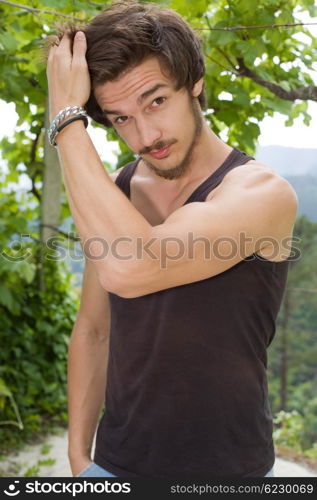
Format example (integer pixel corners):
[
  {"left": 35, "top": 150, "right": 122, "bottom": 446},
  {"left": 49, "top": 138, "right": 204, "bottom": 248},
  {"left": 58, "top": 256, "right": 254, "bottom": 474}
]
[
  {"left": 102, "top": 83, "right": 169, "bottom": 117},
  {"left": 102, "top": 108, "right": 122, "bottom": 116},
  {"left": 137, "top": 83, "right": 169, "bottom": 104}
]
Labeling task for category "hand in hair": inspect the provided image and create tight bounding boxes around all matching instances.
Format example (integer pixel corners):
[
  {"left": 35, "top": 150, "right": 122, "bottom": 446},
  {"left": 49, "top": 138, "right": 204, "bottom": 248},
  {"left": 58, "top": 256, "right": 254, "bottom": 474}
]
[{"left": 46, "top": 31, "right": 91, "bottom": 121}]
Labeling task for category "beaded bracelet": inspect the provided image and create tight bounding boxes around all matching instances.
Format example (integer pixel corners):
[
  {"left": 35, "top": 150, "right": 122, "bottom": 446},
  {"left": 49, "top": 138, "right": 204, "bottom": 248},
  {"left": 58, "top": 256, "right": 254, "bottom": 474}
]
[
  {"left": 48, "top": 106, "right": 87, "bottom": 147},
  {"left": 52, "top": 115, "right": 89, "bottom": 146}
]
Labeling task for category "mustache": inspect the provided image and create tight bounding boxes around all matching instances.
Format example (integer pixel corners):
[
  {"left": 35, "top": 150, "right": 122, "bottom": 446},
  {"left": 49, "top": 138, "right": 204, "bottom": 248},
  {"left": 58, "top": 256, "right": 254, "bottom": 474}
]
[{"left": 139, "top": 139, "right": 177, "bottom": 155}]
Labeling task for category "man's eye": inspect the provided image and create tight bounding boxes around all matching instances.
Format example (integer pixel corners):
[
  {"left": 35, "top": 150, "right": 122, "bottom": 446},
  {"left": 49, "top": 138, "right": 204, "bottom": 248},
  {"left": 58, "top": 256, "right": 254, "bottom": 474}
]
[
  {"left": 152, "top": 97, "right": 166, "bottom": 107},
  {"left": 115, "top": 116, "right": 128, "bottom": 124}
]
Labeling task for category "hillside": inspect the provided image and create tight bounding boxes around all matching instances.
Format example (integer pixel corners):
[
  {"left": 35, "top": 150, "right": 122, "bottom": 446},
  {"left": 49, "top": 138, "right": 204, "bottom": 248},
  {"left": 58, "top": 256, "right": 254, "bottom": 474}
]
[{"left": 256, "top": 146, "right": 317, "bottom": 221}]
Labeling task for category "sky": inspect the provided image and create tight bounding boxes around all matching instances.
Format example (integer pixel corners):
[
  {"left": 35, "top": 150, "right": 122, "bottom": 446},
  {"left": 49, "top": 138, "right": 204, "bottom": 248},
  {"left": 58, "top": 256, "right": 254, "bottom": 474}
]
[{"left": 258, "top": 102, "right": 317, "bottom": 149}]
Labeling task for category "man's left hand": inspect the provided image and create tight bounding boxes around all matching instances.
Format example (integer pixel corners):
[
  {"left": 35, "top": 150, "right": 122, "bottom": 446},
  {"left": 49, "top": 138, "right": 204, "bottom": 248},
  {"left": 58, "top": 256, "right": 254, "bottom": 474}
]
[{"left": 46, "top": 31, "right": 91, "bottom": 121}]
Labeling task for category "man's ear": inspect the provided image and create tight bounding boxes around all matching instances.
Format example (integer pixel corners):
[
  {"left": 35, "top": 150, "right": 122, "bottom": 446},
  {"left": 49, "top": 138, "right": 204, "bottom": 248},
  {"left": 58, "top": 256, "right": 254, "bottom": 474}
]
[{"left": 192, "top": 78, "right": 204, "bottom": 98}]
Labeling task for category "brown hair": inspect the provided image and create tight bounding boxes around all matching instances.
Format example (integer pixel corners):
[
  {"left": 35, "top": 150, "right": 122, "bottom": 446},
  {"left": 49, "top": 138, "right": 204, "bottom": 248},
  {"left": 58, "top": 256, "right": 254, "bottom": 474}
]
[{"left": 48, "top": 1, "right": 206, "bottom": 127}]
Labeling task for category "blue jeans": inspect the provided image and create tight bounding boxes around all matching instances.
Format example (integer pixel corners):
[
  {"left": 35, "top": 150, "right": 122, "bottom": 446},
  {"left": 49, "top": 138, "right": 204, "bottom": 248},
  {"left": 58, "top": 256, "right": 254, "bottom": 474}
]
[
  {"left": 77, "top": 462, "right": 274, "bottom": 478},
  {"left": 77, "top": 462, "right": 117, "bottom": 477},
  {"left": 264, "top": 467, "right": 275, "bottom": 477}
]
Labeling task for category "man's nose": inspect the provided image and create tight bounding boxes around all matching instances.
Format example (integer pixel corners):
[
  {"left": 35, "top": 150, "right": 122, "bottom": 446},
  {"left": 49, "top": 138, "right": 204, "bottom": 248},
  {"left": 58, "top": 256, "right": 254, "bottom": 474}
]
[{"left": 136, "top": 116, "right": 161, "bottom": 149}]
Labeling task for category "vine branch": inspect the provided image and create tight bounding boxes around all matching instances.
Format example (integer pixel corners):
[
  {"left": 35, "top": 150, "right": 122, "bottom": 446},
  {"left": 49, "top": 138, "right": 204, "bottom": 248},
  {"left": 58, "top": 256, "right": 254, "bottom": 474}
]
[
  {"left": 205, "top": 53, "right": 238, "bottom": 75},
  {"left": 40, "top": 223, "right": 80, "bottom": 242},
  {"left": 237, "top": 57, "right": 317, "bottom": 102},
  {"left": 1, "top": 1, "right": 316, "bottom": 31},
  {"left": 216, "top": 48, "right": 237, "bottom": 71},
  {"left": 30, "top": 178, "right": 41, "bottom": 202},
  {"left": 0, "top": 0, "right": 84, "bottom": 21},
  {"left": 197, "top": 22, "right": 317, "bottom": 31},
  {"left": 85, "top": 0, "right": 107, "bottom": 7}
]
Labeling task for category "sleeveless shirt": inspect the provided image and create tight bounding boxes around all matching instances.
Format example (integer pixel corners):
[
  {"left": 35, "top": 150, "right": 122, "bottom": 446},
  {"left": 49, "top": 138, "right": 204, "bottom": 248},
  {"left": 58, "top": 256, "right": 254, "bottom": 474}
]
[{"left": 94, "top": 148, "right": 289, "bottom": 477}]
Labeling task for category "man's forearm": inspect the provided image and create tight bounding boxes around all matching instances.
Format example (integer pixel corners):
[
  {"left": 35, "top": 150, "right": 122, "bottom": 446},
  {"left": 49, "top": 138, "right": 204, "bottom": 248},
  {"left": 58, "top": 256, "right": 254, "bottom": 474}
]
[
  {"left": 55, "top": 121, "right": 155, "bottom": 294},
  {"left": 56, "top": 122, "right": 151, "bottom": 248},
  {"left": 67, "top": 323, "right": 109, "bottom": 474},
  {"left": 46, "top": 33, "right": 154, "bottom": 294}
]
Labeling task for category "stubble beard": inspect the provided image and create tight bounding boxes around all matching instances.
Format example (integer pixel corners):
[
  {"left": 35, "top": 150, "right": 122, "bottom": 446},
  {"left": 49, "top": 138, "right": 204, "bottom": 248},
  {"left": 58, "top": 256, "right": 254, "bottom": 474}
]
[{"left": 142, "top": 98, "right": 203, "bottom": 180}]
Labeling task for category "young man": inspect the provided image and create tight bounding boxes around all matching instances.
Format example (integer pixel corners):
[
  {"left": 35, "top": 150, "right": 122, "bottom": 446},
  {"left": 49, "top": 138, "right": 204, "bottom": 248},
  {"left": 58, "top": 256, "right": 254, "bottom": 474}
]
[{"left": 46, "top": 1, "right": 297, "bottom": 478}]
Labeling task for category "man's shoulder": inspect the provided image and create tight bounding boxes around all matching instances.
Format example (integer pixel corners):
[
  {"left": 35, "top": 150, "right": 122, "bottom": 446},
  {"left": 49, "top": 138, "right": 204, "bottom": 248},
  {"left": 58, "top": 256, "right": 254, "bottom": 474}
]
[
  {"left": 224, "top": 159, "right": 278, "bottom": 186},
  {"left": 221, "top": 159, "right": 297, "bottom": 203},
  {"left": 207, "top": 158, "right": 298, "bottom": 228}
]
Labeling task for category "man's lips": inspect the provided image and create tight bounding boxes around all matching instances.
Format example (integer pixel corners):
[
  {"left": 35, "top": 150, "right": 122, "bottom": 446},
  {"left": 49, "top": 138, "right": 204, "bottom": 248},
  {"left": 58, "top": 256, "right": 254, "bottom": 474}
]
[{"left": 148, "top": 145, "right": 172, "bottom": 159}]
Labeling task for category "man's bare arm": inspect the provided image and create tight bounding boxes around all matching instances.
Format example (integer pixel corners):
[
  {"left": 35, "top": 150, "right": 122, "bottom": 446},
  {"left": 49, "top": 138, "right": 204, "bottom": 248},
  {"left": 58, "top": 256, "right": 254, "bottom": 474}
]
[
  {"left": 115, "top": 165, "right": 298, "bottom": 298},
  {"left": 67, "top": 256, "right": 111, "bottom": 476},
  {"left": 67, "top": 168, "right": 123, "bottom": 476},
  {"left": 47, "top": 35, "right": 297, "bottom": 300}
]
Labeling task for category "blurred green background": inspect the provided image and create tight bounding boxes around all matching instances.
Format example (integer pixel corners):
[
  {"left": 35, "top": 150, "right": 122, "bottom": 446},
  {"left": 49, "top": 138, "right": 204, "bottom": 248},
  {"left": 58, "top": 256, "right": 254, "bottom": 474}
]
[{"left": 0, "top": 0, "right": 316, "bottom": 474}]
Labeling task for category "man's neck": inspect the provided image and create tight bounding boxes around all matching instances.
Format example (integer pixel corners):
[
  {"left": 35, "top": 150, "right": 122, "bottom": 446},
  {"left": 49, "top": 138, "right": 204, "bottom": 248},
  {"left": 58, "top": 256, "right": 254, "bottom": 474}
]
[{"left": 186, "top": 123, "right": 233, "bottom": 182}]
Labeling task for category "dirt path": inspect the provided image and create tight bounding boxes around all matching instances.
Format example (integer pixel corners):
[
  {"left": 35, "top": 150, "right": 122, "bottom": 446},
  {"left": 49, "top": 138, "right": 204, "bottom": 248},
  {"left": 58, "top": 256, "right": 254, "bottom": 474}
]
[{"left": 1, "top": 430, "right": 316, "bottom": 477}]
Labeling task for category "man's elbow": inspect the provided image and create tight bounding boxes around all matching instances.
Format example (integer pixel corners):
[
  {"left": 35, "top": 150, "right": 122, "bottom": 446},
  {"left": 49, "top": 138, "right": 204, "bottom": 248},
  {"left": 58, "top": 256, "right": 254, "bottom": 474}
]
[{"left": 98, "top": 259, "right": 154, "bottom": 299}]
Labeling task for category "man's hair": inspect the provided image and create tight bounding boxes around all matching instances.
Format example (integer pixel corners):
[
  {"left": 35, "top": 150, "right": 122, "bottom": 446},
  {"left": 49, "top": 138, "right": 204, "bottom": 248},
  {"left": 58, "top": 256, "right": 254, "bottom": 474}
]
[{"left": 51, "top": 1, "right": 206, "bottom": 127}]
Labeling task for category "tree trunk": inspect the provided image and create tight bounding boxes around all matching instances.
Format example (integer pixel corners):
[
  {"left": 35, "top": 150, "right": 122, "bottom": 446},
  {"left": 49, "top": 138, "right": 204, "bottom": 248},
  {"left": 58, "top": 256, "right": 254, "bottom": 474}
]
[{"left": 39, "top": 103, "right": 62, "bottom": 291}]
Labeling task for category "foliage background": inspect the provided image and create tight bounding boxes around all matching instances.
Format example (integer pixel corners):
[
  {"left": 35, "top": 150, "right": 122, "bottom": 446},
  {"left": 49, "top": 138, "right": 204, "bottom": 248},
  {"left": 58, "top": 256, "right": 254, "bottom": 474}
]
[{"left": 0, "top": 0, "right": 316, "bottom": 469}]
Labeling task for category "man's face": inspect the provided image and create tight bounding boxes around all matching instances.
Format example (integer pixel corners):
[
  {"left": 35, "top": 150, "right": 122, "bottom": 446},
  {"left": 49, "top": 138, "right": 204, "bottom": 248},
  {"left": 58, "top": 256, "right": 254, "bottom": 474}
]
[{"left": 94, "top": 58, "right": 204, "bottom": 180}]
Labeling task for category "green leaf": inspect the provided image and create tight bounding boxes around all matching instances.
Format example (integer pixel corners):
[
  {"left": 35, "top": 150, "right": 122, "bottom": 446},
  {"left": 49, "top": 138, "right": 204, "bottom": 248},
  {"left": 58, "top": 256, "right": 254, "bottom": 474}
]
[
  {"left": 13, "top": 261, "right": 36, "bottom": 284},
  {"left": 262, "top": 96, "right": 293, "bottom": 115},
  {"left": 0, "top": 284, "right": 15, "bottom": 312},
  {"left": 0, "top": 32, "right": 18, "bottom": 52},
  {"left": 217, "top": 108, "right": 241, "bottom": 124},
  {"left": 0, "top": 378, "right": 12, "bottom": 398},
  {"left": 256, "top": 68, "right": 276, "bottom": 83},
  {"left": 210, "top": 29, "right": 236, "bottom": 46}
]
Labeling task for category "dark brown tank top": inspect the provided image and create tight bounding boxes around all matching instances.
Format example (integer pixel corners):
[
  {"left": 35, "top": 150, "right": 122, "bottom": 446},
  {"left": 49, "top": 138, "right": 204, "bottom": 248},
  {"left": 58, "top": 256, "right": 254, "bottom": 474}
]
[{"left": 94, "top": 148, "right": 289, "bottom": 477}]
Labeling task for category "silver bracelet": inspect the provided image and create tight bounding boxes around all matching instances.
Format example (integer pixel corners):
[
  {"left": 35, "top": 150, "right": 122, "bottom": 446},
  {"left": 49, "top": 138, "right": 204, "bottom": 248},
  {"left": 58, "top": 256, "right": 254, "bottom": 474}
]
[{"left": 48, "top": 106, "right": 87, "bottom": 147}]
